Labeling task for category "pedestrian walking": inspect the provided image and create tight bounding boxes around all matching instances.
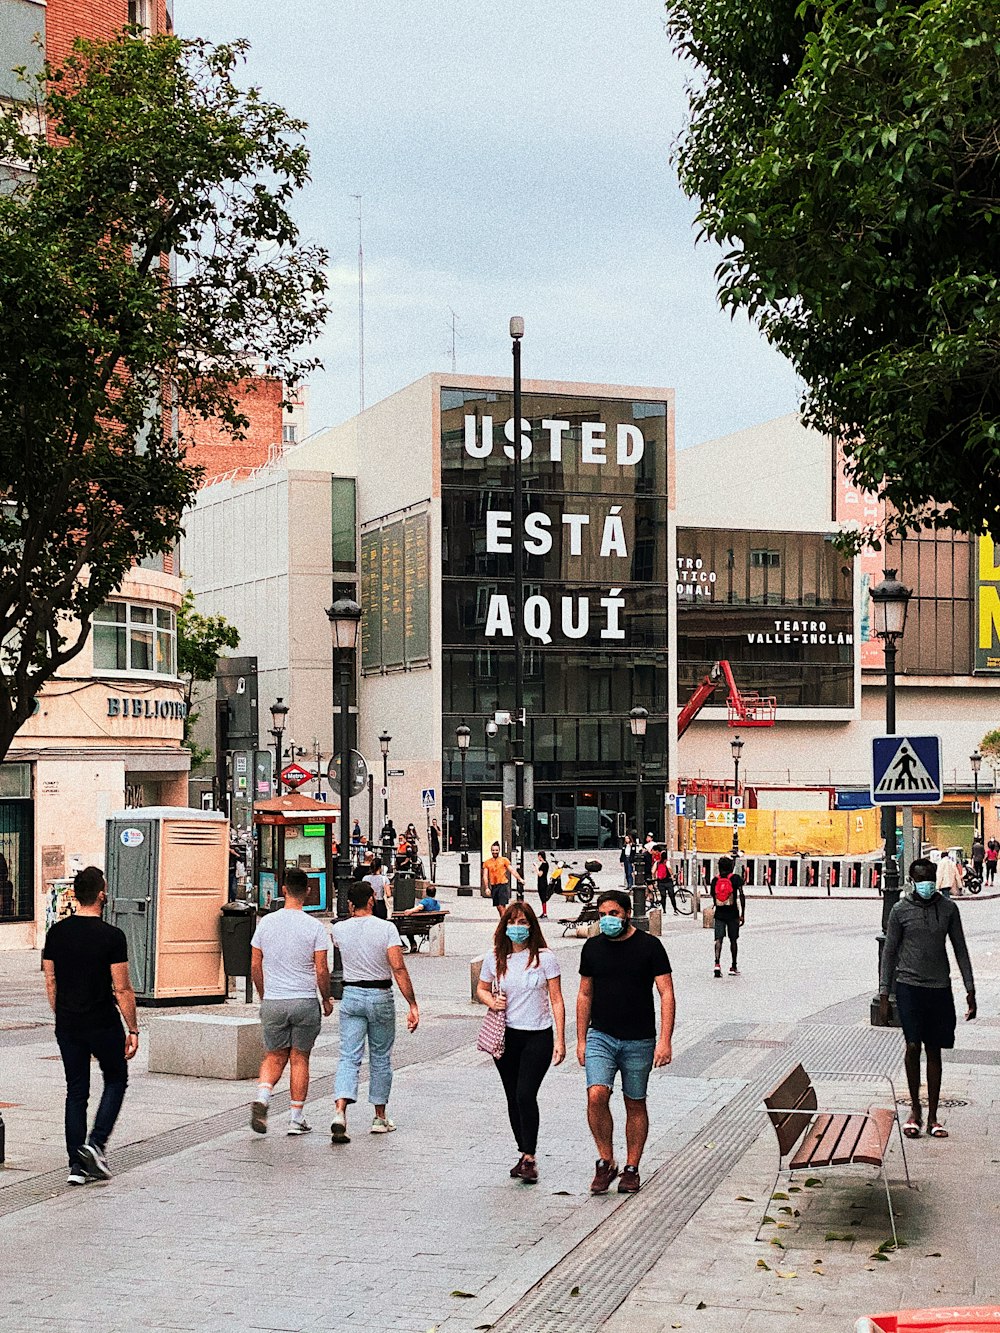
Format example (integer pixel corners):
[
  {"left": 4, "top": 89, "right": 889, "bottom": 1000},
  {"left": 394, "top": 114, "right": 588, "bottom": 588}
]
[
  {"left": 477, "top": 902, "right": 566, "bottom": 1183},
  {"left": 986, "top": 837, "right": 999, "bottom": 885},
  {"left": 404, "top": 822, "right": 420, "bottom": 851},
  {"left": 641, "top": 834, "right": 655, "bottom": 885},
  {"left": 536, "top": 851, "right": 552, "bottom": 918},
  {"left": 429, "top": 818, "right": 441, "bottom": 881},
  {"left": 330, "top": 882, "right": 419, "bottom": 1142},
  {"left": 250, "top": 868, "right": 333, "bottom": 1136},
  {"left": 576, "top": 890, "right": 674, "bottom": 1195},
  {"left": 620, "top": 834, "right": 635, "bottom": 891},
  {"left": 711, "top": 856, "right": 745, "bottom": 977},
  {"left": 935, "top": 852, "right": 962, "bottom": 897},
  {"left": 483, "top": 841, "right": 524, "bottom": 915},
  {"left": 653, "top": 852, "right": 678, "bottom": 914},
  {"left": 362, "top": 858, "right": 391, "bottom": 919},
  {"left": 351, "top": 819, "right": 363, "bottom": 866},
  {"left": 41, "top": 866, "right": 139, "bottom": 1184},
  {"left": 971, "top": 837, "right": 985, "bottom": 883},
  {"left": 880, "top": 857, "right": 976, "bottom": 1139}
]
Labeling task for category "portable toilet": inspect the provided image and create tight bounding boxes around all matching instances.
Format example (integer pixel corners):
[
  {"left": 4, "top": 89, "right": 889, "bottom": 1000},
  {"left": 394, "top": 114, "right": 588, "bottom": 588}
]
[{"left": 105, "top": 808, "right": 229, "bottom": 1005}]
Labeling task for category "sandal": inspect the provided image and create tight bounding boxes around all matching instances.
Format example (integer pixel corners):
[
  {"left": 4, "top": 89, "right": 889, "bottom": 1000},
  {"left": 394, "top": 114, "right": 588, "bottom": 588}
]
[
  {"left": 902, "top": 1119, "right": 922, "bottom": 1138},
  {"left": 928, "top": 1122, "right": 949, "bottom": 1138}
]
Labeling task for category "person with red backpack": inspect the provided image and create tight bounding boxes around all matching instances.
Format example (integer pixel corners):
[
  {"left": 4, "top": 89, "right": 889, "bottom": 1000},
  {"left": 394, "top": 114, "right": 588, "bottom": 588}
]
[{"left": 710, "top": 856, "right": 745, "bottom": 978}]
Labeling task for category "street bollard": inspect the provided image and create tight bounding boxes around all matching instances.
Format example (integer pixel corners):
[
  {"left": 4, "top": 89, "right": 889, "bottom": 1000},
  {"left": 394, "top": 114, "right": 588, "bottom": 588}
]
[{"left": 0, "top": 1110, "right": 5, "bottom": 1164}]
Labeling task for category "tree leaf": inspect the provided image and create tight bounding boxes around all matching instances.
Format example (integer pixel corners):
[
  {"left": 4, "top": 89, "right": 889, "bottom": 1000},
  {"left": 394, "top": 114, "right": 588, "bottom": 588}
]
[
  {"left": 451, "top": 1291, "right": 476, "bottom": 1298},
  {"left": 736, "top": 1195, "right": 754, "bottom": 1202},
  {"left": 757, "top": 1259, "right": 771, "bottom": 1270},
  {"left": 570, "top": 1287, "right": 580, "bottom": 1297}
]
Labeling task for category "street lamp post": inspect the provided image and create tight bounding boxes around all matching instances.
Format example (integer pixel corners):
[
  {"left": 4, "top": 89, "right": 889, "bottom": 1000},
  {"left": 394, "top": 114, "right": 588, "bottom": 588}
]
[
  {"left": 379, "top": 730, "right": 391, "bottom": 834},
  {"left": 510, "top": 316, "right": 527, "bottom": 887},
  {"left": 629, "top": 706, "right": 648, "bottom": 920},
  {"left": 870, "top": 569, "right": 911, "bottom": 1025},
  {"left": 269, "top": 698, "right": 288, "bottom": 796},
  {"left": 730, "top": 733, "right": 744, "bottom": 859},
  {"left": 456, "top": 723, "right": 472, "bottom": 893},
  {"left": 971, "top": 749, "right": 982, "bottom": 848},
  {"left": 326, "top": 598, "right": 361, "bottom": 925}
]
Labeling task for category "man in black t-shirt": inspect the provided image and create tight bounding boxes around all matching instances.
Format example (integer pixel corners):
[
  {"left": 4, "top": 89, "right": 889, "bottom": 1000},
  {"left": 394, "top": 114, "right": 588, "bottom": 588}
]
[
  {"left": 577, "top": 890, "right": 674, "bottom": 1196},
  {"left": 710, "top": 855, "right": 746, "bottom": 979},
  {"left": 41, "top": 866, "right": 139, "bottom": 1186}
]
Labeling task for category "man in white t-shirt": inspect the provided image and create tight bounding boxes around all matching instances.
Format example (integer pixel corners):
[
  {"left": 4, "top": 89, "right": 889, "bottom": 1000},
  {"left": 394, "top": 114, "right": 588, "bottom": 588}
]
[
  {"left": 250, "top": 868, "right": 332, "bottom": 1136},
  {"left": 329, "top": 881, "right": 420, "bottom": 1142}
]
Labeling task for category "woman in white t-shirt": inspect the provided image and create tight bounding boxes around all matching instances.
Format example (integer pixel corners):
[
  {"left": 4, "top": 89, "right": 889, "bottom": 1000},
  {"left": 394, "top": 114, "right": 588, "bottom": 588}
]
[{"left": 477, "top": 901, "right": 565, "bottom": 1184}]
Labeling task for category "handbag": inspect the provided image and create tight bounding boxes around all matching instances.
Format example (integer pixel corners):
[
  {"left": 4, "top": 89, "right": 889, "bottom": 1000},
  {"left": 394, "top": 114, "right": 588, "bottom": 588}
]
[{"left": 476, "top": 978, "right": 507, "bottom": 1058}]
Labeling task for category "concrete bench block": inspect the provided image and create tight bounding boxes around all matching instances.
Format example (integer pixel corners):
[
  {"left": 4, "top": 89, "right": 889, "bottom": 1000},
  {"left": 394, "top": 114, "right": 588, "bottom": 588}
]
[
  {"left": 148, "top": 1013, "right": 263, "bottom": 1080},
  {"left": 647, "top": 908, "right": 662, "bottom": 936},
  {"left": 427, "top": 922, "right": 445, "bottom": 956}
]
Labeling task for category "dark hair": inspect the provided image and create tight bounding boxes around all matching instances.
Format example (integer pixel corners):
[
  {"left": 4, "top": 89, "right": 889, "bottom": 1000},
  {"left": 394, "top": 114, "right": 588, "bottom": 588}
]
[
  {"left": 283, "top": 867, "right": 309, "bottom": 897},
  {"left": 370, "top": 858, "right": 382, "bottom": 873},
  {"left": 74, "top": 866, "right": 105, "bottom": 906},
  {"left": 910, "top": 857, "right": 937, "bottom": 882},
  {"left": 490, "top": 841, "right": 501, "bottom": 853},
  {"left": 493, "top": 900, "right": 547, "bottom": 977},
  {"left": 596, "top": 890, "right": 631, "bottom": 914},
  {"left": 348, "top": 883, "right": 375, "bottom": 911},
  {"left": 717, "top": 856, "right": 734, "bottom": 876}
]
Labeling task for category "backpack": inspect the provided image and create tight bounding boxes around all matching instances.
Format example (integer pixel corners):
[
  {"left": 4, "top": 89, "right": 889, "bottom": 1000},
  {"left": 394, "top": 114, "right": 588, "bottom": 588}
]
[{"left": 714, "top": 874, "right": 735, "bottom": 907}]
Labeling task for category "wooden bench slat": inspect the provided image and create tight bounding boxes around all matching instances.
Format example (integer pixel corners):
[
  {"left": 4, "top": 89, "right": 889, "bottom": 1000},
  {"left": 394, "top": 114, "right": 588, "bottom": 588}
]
[
  {"left": 830, "top": 1115, "right": 867, "bottom": 1165},
  {"left": 787, "top": 1113, "right": 833, "bottom": 1169},
  {"left": 765, "top": 1063, "right": 818, "bottom": 1156},
  {"left": 853, "top": 1107, "right": 896, "bottom": 1166}
]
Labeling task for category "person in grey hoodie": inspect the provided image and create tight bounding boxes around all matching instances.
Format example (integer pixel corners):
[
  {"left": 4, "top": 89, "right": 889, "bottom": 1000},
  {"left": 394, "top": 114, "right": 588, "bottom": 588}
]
[{"left": 879, "top": 857, "right": 976, "bottom": 1139}]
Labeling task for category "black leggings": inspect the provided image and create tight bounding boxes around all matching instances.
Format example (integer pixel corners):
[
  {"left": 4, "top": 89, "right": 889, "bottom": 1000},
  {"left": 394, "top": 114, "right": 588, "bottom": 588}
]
[{"left": 494, "top": 1027, "right": 554, "bottom": 1156}]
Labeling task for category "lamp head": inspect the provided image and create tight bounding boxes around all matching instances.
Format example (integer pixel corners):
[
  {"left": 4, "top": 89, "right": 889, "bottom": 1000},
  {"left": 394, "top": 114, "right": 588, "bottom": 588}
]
[
  {"left": 628, "top": 705, "right": 648, "bottom": 739},
  {"left": 509, "top": 315, "right": 524, "bottom": 340},
  {"left": 456, "top": 723, "right": 471, "bottom": 751},
  {"left": 379, "top": 730, "right": 391, "bottom": 756},
  {"left": 326, "top": 597, "right": 362, "bottom": 652},
  {"left": 870, "top": 569, "right": 911, "bottom": 642},
  {"left": 731, "top": 733, "right": 744, "bottom": 760},
  {"left": 971, "top": 749, "right": 983, "bottom": 774},
  {"left": 269, "top": 697, "right": 289, "bottom": 729}
]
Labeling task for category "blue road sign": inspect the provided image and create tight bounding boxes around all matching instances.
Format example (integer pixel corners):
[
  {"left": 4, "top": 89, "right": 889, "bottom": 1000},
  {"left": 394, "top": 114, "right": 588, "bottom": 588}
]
[
  {"left": 871, "top": 734, "right": 943, "bottom": 805},
  {"left": 421, "top": 788, "right": 435, "bottom": 809}
]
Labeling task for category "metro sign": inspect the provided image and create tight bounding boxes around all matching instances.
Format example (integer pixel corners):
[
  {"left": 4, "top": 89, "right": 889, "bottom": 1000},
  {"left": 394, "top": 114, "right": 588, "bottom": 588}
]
[{"left": 280, "top": 763, "right": 312, "bottom": 790}]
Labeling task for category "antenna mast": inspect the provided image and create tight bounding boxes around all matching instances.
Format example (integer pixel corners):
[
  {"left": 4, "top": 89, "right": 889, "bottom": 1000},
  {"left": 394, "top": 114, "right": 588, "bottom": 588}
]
[{"left": 352, "top": 194, "right": 365, "bottom": 413}]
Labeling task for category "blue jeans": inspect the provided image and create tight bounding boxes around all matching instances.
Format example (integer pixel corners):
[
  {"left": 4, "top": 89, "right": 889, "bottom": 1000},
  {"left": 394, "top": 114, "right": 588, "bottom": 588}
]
[
  {"left": 584, "top": 1028, "right": 656, "bottom": 1100},
  {"left": 335, "top": 987, "right": 396, "bottom": 1106},
  {"left": 623, "top": 860, "right": 634, "bottom": 889},
  {"left": 56, "top": 1025, "right": 128, "bottom": 1169}
]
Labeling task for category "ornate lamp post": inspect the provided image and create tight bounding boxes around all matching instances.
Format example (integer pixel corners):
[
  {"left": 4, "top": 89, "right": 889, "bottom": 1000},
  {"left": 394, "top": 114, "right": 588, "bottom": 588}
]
[
  {"left": 870, "top": 568, "right": 911, "bottom": 1025},
  {"left": 971, "top": 749, "right": 982, "bottom": 848},
  {"left": 629, "top": 706, "right": 648, "bottom": 920},
  {"left": 730, "top": 733, "right": 744, "bottom": 859},
  {"left": 456, "top": 723, "right": 472, "bottom": 893},
  {"left": 510, "top": 315, "right": 527, "bottom": 886},
  {"left": 269, "top": 698, "right": 289, "bottom": 796},
  {"left": 379, "top": 730, "right": 391, "bottom": 834},
  {"left": 326, "top": 598, "right": 361, "bottom": 922}
]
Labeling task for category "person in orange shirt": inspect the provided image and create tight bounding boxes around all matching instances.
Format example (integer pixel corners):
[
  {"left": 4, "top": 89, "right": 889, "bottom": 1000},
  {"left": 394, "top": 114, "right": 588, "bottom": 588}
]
[{"left": 482, "top": 841, "right": 524, "bottom": 916}]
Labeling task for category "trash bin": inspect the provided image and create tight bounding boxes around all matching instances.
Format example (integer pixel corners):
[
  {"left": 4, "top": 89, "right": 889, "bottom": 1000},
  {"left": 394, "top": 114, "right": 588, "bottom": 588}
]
[
  {"left": 394, "top": 873, "right": 416, "bottom": 913},
  {"left": 220, "top": 901, "right": 257, "bottom": 977}
]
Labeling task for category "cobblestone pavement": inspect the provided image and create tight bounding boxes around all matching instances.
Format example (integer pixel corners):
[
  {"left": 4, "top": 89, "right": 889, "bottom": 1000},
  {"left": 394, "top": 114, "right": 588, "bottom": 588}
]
[{"left": 2, "top": 891, "right": 999, "bottom": 1332}]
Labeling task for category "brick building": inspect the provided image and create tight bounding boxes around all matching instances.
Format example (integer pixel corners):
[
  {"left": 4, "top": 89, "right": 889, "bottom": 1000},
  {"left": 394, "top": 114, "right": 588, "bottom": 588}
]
[{"left": 180, "top": 376, "right": 309, "bottom": 483}]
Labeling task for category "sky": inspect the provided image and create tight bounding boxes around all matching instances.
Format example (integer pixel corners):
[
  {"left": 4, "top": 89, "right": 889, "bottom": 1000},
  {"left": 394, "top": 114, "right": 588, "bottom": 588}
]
[{"left": 181, "top": 0, "right": 803, "bottom": 449}]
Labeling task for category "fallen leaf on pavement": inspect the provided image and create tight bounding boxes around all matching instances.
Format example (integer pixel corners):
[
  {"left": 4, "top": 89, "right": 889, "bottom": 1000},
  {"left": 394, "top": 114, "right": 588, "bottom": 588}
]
[
  {"left": 696, "top": 1302, "right": 707, "bottom": 1310},
  {"left": 570, "top": 1287, "right": 580, "bottom": 1297},
  {"left": 736, "top": 1195, "right": 754, "bottom": 1202},
  {"left": 756, "top": 1260, "right": 770, "bottom": 1270},
  {"left": 925, "top": 1252, "right": 942, "bottom": 1258},
  {"left": 776, "top": 1223, "right": 791, "bottom": 1230},
  {"left": 804, "top": 1177, "right": 823, "bottom": 1188},
  {"left": 776, "top": 1271, "right": 798, "bottom": 1279},
  {"left": 703, "top": 1142, "right": 717, "bottom": 1149},
  {"left": 778, "top": 1206, "right": 793, "bottom": 1215},
  {"left": 451, "top": 1291, "right": 476, "bottom": 1298},
  {"left": 761, "top": 1215, "right": 776, "bottom": 1224},
  {"left": 825, "top": 1232, "right": 855, "bottom": 1242},
  {"left": 772, "top": 1191, "right": 789, "bottom": 1200},
  {"left": 553, "top": 1191, "right": 571, "bottom": 1196},
  {"left": 869, "top": 1253, "right": 890, "bottom": 1262},
  {"left": 787, "top": 1186, "right": 801, "bottom": 1193},
  {"left": 770, "top": 1239, "right": 785, "bottom": 1249}
]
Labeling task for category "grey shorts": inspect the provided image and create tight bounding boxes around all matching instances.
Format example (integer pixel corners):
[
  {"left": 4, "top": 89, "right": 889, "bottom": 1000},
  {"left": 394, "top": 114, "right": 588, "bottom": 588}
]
[{"left": 260, "top": 998, "right": 322, "bottom": 1053}]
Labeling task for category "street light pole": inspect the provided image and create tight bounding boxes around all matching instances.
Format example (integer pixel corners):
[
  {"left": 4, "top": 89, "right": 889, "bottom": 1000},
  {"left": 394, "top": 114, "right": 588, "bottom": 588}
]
[
  {"left": 510, "top": 316, "right": 526, "bottom": 888},
  {"left": 629, "top": 706, "right": 648, "bottom": 921},
  {"left": 379, "top": 730, "right": 391, "bottom": 834},
  {"left": 269, "top": 698, "right": 288, "bottom": 797},
  {"left": 971, "top": 749, "right": 982, "bottom": 848},
  {"left": 326, "top": 599, "right": 361, "bottom": 924},
  {"left": 456, "top": 723, "right": 471, "bottom": 894},
  {"left": 730, "top": 733, "right": 744, "bottom": 860},
  {"left": 870, "top": 569, "right": 911, "bottom": 1026}
]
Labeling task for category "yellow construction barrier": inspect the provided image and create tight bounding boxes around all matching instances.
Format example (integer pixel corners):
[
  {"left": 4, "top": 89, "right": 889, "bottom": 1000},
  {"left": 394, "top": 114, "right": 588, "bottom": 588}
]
[{"left": 680, "top": 807, "right": 880, "bottom": 857}]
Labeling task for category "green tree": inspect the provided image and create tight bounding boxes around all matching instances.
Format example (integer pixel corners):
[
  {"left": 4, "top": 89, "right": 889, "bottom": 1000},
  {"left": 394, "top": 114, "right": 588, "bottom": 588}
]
[
  {"left": 177, "top": 590, "right": 239, "bottom": 768},
  {"left": 0, "top": 32, "right": 327, "bottom": 760},
  {"left": 665, "top": 0, "right": 1000, "bottom": 546}
]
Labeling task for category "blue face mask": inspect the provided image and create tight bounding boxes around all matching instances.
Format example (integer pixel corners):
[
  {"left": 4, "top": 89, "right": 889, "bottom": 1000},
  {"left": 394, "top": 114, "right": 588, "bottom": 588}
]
[
  {"left": 506, "top": 924, "right": 530, "bottom": 944},
  {"left": 914, "top": 880, "right": 937, "bottom": 900},
  {"left": 599, "top": 914, "right": 626, "bottom": 937}
]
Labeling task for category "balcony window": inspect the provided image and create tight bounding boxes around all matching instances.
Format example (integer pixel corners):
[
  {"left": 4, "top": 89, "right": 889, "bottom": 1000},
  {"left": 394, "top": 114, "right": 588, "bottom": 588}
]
[{"left": 93, "top": 602, "right": 176, "bottom": 676}]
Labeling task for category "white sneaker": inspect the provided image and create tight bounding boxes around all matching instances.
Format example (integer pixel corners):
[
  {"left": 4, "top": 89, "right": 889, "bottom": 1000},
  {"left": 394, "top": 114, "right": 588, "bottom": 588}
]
[
  {"left": 67, "top": 1166, "right": 89, "bottom": 1186},
  {"left": 287, "top": 1120, "right": 312, "bottom": 1136},
  {"left": 370, "top": 1115, "right": 396, "bottom": 1134}
]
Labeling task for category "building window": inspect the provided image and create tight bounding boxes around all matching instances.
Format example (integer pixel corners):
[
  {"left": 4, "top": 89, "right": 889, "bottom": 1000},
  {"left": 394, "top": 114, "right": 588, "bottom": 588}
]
[
  {"left": 128, "top": 0, "right": 152, "bottom": 31},
  {"left": 283, "top": 424, "right": 297, "bottom": 444},
  {"left": 93, "top": 603, "right": 177, "bottom": 676},
  {"left": 331, "top": 477, "right": 357, "bottom": 573},
  {"left": 750, "top": 549, "right": 781, "bottom": 568}
]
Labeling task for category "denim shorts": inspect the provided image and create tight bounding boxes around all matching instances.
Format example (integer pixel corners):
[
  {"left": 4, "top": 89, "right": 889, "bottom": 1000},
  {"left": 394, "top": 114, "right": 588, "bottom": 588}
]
[
  {"left": 585, "top": 1028, "right": 657, "bottom": 1100},
  {"left": 260, "top": 997, "right": 322, "bottom": 1053}
]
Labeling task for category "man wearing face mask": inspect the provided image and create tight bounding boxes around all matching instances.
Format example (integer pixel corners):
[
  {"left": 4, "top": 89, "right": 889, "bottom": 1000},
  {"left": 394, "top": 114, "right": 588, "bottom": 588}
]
[
  {"left": 879, "top": 857, "right": 976, "bottom": 1140},
  {"left": 577, "top": 890, "right": 674, "bottom": 1195}
]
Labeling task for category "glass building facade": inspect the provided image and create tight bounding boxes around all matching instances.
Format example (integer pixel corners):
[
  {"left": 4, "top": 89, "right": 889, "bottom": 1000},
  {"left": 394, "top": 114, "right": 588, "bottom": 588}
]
[{"left": 440, "top": 387, "right": 671, "bottom": 849}]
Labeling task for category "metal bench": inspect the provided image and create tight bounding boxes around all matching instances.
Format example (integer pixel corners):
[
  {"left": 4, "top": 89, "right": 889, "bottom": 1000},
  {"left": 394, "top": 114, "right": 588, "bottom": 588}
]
[
  {"left": 392, "top": 911, "right": 446, "bottom": 952},
  {"left": 760, "top": 1063, "right": 911, "bottom": 1249}
]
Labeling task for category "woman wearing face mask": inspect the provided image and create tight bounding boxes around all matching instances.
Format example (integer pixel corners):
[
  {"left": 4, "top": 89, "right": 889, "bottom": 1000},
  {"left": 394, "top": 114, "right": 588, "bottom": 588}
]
[{"left": 477, "top": 902, "right": 566, "bottom": 1182}]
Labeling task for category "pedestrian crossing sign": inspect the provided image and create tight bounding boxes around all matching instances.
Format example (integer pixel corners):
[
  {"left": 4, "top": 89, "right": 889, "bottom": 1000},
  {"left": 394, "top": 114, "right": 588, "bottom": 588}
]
[{"left": 870, "top": 734, "right": 943, "bottom": 805}]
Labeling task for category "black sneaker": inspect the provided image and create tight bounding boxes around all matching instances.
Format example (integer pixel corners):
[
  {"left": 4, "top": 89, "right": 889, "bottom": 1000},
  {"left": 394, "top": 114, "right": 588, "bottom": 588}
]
[
  {"left": 78, "top": 1141, "right": 111, "bottom": 1181},
  {"left": 67, "top": 1165, "right": 89, "bottom": 1186},
  {"left": 713, "top": 965, "right": 722, "bottom": 978}
]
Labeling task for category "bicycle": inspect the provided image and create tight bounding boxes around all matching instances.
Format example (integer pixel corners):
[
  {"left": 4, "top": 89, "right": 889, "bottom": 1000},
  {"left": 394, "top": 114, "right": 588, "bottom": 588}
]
[{"left": 644, "top": 880, "right": 695, "bottom": 916}]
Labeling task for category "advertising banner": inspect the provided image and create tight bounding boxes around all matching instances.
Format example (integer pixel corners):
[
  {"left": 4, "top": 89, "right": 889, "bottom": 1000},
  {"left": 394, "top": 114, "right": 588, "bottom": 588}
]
[{"left": 976, "top": 535, "right": 1000, "bottom": 673}]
